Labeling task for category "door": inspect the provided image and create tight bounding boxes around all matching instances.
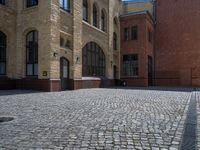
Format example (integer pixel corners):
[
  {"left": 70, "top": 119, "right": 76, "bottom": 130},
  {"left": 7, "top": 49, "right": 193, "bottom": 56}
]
[
  {"left": 148, "top": 56, "right": 153, "bottom": 86},
  {"left": 60, "top": 57, "right": 70, "bottom": 90},
  {"left": 113, "top": 65, "right": 118, "bottom": 85}
]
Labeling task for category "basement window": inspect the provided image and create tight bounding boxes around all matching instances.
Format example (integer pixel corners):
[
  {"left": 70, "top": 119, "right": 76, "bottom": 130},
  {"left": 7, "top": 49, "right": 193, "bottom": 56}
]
[{"left": 26, "top": 0, "right": 38, "bottom": 8}]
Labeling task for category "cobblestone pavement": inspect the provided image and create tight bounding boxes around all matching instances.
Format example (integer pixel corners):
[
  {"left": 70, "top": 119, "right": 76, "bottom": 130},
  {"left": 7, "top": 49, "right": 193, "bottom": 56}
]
[
  {"left": 196, "top": 89, "right": 200, "bottom": 150},
  {"left": 0, "top": 88, "right": 194, "bottom": 150}
]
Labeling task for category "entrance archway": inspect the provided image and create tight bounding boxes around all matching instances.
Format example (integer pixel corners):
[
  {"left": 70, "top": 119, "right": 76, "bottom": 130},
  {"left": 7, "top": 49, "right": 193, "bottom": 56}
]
[{"left": 60, "top": 57, "right": 70, "bottom": 90}]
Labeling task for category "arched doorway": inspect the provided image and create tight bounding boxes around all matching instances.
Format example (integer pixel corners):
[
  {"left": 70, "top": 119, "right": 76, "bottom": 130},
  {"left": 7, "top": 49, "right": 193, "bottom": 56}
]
[
  {"left": 82, "top": 42, "right": 105, "bottom": 77},
  {"left": 0, "top": 31, "right": 6, "bottom": 75},
  {"left": 60, "top": 57, "right": 70, "bottom": 90}
]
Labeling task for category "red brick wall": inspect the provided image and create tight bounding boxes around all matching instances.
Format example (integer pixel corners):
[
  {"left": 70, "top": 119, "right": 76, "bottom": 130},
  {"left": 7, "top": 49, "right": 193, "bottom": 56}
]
[
  {"left": 120, "top": 13, "right": 154, "bottom": 86},
  {"left": 155, "top": 0, "right": 200, "bottom": 86}
]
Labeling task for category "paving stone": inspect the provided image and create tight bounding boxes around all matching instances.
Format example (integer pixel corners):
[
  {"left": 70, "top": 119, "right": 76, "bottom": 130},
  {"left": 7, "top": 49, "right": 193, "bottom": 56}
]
[{"left": 0, "top": 88, "right": 193, "bottom": 149}]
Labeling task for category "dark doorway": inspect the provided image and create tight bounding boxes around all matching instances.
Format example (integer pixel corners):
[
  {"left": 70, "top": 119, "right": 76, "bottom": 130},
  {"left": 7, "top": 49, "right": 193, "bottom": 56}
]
[
  {"left": 113, "top": 65, "right": 118, "bottom": 86},
  {"left": 60, "top": 57, "right": 70, "bottom": 90},
  {"left": 148, "top": 56, "right": 153, "bottom": 86}
]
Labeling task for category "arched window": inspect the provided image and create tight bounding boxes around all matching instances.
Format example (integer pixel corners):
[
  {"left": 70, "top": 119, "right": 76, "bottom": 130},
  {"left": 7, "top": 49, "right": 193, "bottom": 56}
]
[
  {"left": 26, "top": 0, "right": 38, "bottom": 8},
  {"left": 60, "top": 0, "right": 70, "bottom": 12},
  {"left": 114, "top": 17, "right": 118, "bottom": 26},
  {"left": 0, "top": 31, "right": 6, "bottom": 75},
  {"left": 101, "top": 9, "right": 106, "bottom": 32},
  {"left": 93, "top": 4, "right": 98, "bottom": 27},
  {"left": 83, "top": 0, "right": 88, "bottom": 22},
  {"left": 26, "top": 30, "right": 38, "bottom": 76},
  {"left": 83, "top": 42, "right": 105, "bottom": 77},
  {"left": 113, "top": 32, "right": 117, "bottom": 50}
]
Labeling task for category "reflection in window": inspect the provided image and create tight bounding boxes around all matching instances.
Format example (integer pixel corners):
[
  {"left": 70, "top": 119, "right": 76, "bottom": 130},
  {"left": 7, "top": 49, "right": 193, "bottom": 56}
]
[
  {"left": 123, "top": 54, "right": 138, "bottom": 76},
  {"left": 101, "top": 10, "right": 106, "bottom": 31},
  {"left": 26, "top": 30, "right": 38, "bottom": 76},
  {"left": 83, "top": 0, "right": 88, "bottom": 22},
  {"left": 60, "top": 0, "right": 70, "bottom": 12},
  {"left": 124, "top": 28, "right": 129, "bottom": 41},
  {"left": 93, "top": 4, "right": 98, "bottom": 27}
]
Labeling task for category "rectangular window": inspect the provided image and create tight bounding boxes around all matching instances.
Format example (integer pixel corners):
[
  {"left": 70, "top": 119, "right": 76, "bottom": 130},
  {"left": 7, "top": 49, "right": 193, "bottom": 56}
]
[
  {"left": 60, "top": 0, "right": 70, "bottom": 12},
  {"left": 124, "top": 28, "right": 129, "bottom": 41},
  {"left": 26, "top": 0, "right": 38, "bottom": 8},
  {"left": 148, "top": 29, "right": 153, "bottom": 43},
  {"left": 0, "top": 0, "right": 5, "bottom": 5},
  {"left": 131, "top": 26, "right": 138, "bottom": 40},
  {"left": 123, "top": 54, "right": 138, "bottom": 76}
]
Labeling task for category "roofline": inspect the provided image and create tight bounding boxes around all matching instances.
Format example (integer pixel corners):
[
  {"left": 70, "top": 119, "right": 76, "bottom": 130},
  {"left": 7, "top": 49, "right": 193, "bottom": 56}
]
[
  {"left": 120, "top": 10, "right": 149, "bottom": 17},
  {"left": 120, "top": 10, "right": 155, "bottom": 24}
]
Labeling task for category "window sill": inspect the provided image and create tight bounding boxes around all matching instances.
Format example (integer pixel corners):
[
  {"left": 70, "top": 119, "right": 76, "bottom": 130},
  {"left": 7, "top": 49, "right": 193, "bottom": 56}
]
[
  {"left": 60, "top": 47, "right": 72, "bottom": 52},
  {"left": 75, "top": 77, "right": 106, "bottom": 81},
  {"left": 22, "top": 5, "right": 38, "bottom": 13},
  {"left": 82, "top": 21, "right": 107, "bottom": 35},
  {"left": 121, "top": 76, "right": 139, "bottom": 78},
  {"left": 60, "top": 8, "right": 72, "bottom": 15},
  {"left": 24, "top": 76, "right": 38, "bottom": 79},
  {"left": 0, "top": 75, "right": 7, "bottom": 79}
]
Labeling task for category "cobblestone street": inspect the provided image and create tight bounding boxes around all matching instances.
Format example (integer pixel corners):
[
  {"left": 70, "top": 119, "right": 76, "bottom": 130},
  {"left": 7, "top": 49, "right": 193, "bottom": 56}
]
[{"left": 0, "top": 88, "right": 198, "bottom": 150}]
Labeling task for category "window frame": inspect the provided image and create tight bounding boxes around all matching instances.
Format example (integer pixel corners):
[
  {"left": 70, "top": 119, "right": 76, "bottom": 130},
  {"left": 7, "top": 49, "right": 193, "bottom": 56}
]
[
  {"left": 124, "top": 28, "right": 129, "bottom": 41},
  {"left": 82, "top": 42, "right": 106, "bottom": 77},
  {"left": 26, "top": 30, "right": 38, "bottom": 77},
  {"left": 101, "top": 9, "right": 106, "bottom": 32},
  {"left": 93, "top": 4, "right": 98, "bottom": 27},
  {"left": 0, "top": 31, "right": 6, "bottom": 76},
  {"left": 113, "top": 32, "right": 117, "bottom": 50},
  {"left": 26, "top": 0, "right": 38, "bottom": 8},
  {"left": 60, "top": 0, "right": 71, "bottom": 13},
  {"left": 148, "top": 29, "right": 153, "bottom": 43},
  {"left": 131, "top": 26, "right": 138, "bottom": 40},
  {"left": 122, "top": 54, "right": 139, "bottom": 77},
  {"left": 83, "top": 0, "right": 89, "bottom": 22}
]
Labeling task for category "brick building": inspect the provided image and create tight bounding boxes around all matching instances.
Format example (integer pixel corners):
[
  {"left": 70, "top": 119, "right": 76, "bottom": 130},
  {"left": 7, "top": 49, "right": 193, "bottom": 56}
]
[
  {"left": 0, "top": 0, "right": 200, "bottom": 91},
  {"left": 155, "top": 0, "right": 200, "bottom": 86}
]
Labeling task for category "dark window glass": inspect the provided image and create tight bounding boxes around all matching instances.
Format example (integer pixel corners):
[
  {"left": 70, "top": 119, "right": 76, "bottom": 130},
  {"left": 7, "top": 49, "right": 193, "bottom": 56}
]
[
  {"left": 113, "top": 32, "right": 117, "bottom": 50},
  {"left": 114, "top": 17, "right": 118, "bottom": 25},
  {"left": 124, "top": 28, "right": 129, "bottom": 41},
  {"left": 65, "top": 40, "right": 70, "bottom": 48},
  {"left": 0, "top": 0, "right": 5, "bottom": 5},
  {"left": 101, "top": 10, "right": 106, "bottom": 31},
  {"left": 83, "top": 0, "right": 88, "bottom": 22},
  {"left": 60, "top": 37, "right": 64, "bottom": 47},
  {"left": 131, "top": 26, "right": 138, "bottom": 40},
  {"left": 148, "top": 29, "right": 153, "bottom": 43},
  {"left": 93, "top": 4, "right": 98, "bottom": 27},
  {"left": 83, "top": 42, "right": 105, "bottom": 77},
  {"left": 123, "top": 54, "right": 138, "bottom": 76},
  {"left": 60, "top": 0, "right": 70, "bottom": 12},
  {"left": 26, "top": 31, "right": 38, "bottom": 76},
  {"left": 0, "top": 31, "right": 6, "bottom": 75},
  {"left": 26, "top": 0, "right": 38, "bottom": 8}
]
